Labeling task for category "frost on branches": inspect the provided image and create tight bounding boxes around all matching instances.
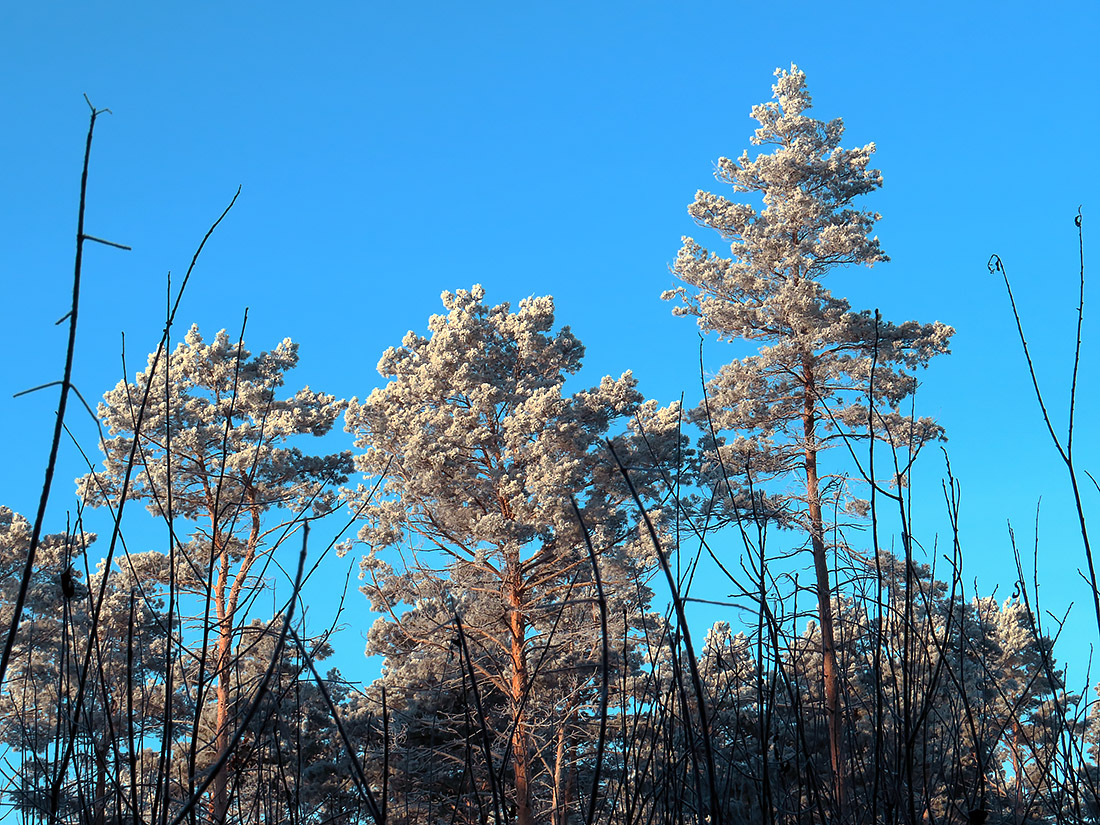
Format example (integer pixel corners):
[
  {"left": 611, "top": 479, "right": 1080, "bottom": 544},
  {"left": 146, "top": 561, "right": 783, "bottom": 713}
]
[
  {"left": 76, "top": 325, "right": 352, "bottom": 825},
  {"left": 663, "top": 65, "right": 954, "bottom": 811},
  {"left": 344, "top": 286, "right": 683, "bottom": 825}
]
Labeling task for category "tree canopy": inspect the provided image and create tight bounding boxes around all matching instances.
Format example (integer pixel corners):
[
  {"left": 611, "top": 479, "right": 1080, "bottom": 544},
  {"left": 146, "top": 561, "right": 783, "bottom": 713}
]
[{"left": 344, "top": 285, "right": 682, "bottom": 825}]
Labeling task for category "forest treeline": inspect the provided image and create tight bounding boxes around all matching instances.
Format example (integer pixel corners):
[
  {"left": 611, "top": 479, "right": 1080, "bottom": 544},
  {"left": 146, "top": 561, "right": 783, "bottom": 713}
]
[{"left": 1, "top": 66, "right": 1096, "bottom": 825}]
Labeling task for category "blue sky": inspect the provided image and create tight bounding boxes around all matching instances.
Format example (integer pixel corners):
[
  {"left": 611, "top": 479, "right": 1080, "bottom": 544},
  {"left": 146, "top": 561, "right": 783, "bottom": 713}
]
[{"left": 2, "top": 2, "right": 1099, "bottom": 685}]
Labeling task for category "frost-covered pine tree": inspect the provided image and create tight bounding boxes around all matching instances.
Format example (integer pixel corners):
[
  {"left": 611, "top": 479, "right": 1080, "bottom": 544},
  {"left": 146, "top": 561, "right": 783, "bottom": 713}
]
[
  {"left": 0, "top": 508, "right": 176, "bottom": 823},
  {"left": 345, "top": 286, "right": 681, "bottom": 825},
  {"left": 77, "top": 326, "right": 351, "bottom": 825},
  {"left": 0, "top": 507, "right": 95, "bottom": 819},
  {"left": 664, "top": 65, "right": 954, "bottom": 809}
]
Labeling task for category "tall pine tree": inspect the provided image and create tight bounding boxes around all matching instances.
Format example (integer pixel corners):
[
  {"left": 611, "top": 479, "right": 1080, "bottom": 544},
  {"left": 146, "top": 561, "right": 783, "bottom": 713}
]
[
  {"left": 664, "top": 65, "right": 954, "bottom": 810},
  {"left": 345, "top": 286, "right": 681, "bottom": 825}
]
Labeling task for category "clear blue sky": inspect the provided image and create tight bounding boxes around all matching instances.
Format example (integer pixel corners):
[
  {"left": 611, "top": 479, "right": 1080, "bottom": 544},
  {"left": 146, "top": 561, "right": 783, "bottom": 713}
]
[{"left": 2, "top": 2, "right": 1099, "bottom": 686}]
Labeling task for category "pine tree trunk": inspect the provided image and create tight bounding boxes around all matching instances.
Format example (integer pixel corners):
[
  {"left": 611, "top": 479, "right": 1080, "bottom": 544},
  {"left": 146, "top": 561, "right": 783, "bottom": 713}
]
[
  {"left": 552, "top": 707, "right": 577, "bottom": 825},
  {"left": 210, "top": 548, "right": 233, "bottom": 825},
  {"left": 208, "top": 506, "right": 260, "bottom": 825},
  {"left": 563, "top": 735, "right": 577, "bottom": 825},
  {"left": 210, "top": 629, "right": 232, "bottom": 825},
  {"left": 802, "top": 356, "right": 846, "bottom": 812},
  {"left": 508, "top": 576, "right": 535, "bottom": 825},
  {"left": 553, "top": 722, "right": 567, "bottom": 825},
  {"left": 1011, "top": 723, "right": 1022, "bottom": 817}
]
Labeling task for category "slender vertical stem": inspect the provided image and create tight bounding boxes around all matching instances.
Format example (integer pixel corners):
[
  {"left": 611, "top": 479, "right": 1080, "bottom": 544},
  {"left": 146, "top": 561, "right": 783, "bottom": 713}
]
[
  {"left": 0, "top": 100, "right": 110, "bottom": 690},
  {"left": 990, "top": 244, "right": 1100, "bottom": 637}
]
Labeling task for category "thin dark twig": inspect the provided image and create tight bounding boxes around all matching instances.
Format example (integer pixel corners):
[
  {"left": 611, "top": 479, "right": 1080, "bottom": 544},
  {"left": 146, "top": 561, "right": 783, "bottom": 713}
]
[
  {"left": 1069, "top": 206, "right": 1085, "bottom": 457},
  {"left": 14, "top": 382, "right": 100, "bottom": 430},
  {"left": 158, "top": 268, "right": 179, "bottom": 825},
  {"left": 570, "top": 497, "right": 610, "bottom": 825},
  {"left": 169, "top": 186, "right": 240, "bottom": 321},
  {"left": 0, "top": 100, "right": 119, "bottom": 690},
  {"left": 80, "top": 233, "right": 131, "bottom": 250},
  {"left": 989, "top": 233, "right": 1100, "bottom": 637},
  {"left": 988, "top": 254, "right": 1066, "bottom": 460}
]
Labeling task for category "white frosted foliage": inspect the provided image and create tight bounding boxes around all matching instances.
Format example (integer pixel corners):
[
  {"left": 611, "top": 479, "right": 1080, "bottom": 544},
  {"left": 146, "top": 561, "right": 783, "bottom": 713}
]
[
  {"left": 345, "top": 286, "right": 681, "bottom": 824},
  {"left": 664, "top": 65, "right": 955, "bottom": 520}
]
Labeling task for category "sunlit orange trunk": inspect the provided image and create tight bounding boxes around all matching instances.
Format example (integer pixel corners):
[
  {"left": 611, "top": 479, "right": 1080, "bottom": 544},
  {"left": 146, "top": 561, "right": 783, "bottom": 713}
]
[
  {"left": 508, "top": 569, "right": 535, "bottom": 825},
  {"left": 210, "top": 548, "right": 232, "bottom": 825},
  {"left": 207, "top": 498, "right": 262, "bottom": 825},
  {"left": 552, "top": 711, "right": 577, "bottom": 825},
  {"left": 802, "top": 355, "right": 845, "bottom": 811}
]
